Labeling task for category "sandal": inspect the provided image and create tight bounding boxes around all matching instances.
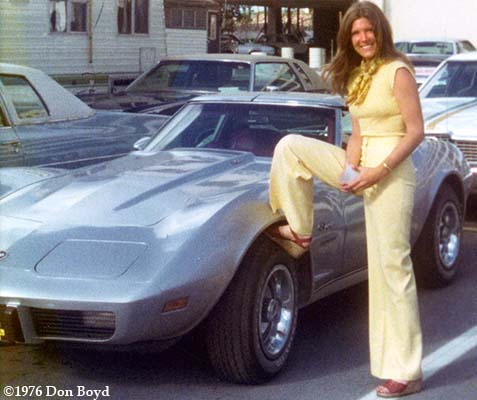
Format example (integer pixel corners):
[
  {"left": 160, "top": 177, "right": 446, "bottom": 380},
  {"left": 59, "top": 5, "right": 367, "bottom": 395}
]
[
  {"left": 266, "top": 224, "right": 312, "bottom": 259},
  {"left": 376, "top": 379, "right": 423, "bottom": 398}
]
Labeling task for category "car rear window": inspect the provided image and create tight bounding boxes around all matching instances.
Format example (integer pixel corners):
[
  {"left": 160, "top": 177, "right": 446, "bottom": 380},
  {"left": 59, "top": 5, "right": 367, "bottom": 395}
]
[{"left": 127, "top": 61, "right": 251, "bottom": 93}]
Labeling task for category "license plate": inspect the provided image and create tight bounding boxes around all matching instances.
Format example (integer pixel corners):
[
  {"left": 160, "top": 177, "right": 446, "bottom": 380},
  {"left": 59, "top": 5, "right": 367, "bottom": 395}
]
[{"left": 0, "top": 306, "right": 25, "bottom": 343}]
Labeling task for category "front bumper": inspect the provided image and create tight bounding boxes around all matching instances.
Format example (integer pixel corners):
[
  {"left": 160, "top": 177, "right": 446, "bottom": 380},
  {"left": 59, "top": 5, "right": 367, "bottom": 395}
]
[{"left": 0, "top": 268, "right": 224, "bottom": 346}]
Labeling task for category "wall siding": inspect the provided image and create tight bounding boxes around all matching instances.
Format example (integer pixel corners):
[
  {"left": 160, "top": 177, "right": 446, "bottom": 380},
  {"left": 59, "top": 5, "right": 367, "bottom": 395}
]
[
  {"left": 165, "top": 29, "right": 207, "bottom": 56},
  {"left": 0, "top": 0, "right": 167, "bottom": 76}
]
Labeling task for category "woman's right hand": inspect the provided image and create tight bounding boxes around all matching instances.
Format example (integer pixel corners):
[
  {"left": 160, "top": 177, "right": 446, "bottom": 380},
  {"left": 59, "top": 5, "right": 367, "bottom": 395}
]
[{"left": 339, "top": 162, "right": 360, "bottom": 191}]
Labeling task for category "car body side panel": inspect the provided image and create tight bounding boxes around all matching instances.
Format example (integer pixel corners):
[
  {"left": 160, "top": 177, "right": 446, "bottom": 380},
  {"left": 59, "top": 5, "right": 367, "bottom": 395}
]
[
  {"left": 0, "top": 126, "right": 24, "bottom": 167},
  {"left": 411, "top": 138, "right": 472, "bottom": 241}
]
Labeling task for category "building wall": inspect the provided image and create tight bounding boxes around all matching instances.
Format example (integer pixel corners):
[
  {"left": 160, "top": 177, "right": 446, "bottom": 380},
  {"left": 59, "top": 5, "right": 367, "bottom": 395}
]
[
  {"left": 367, "top": 0, "right": 477, "bottom": 47},
  {"left": 165, "top": 29, "right": 207, "bottom": 56},
  {"left": 0, "top": 0, "right": 168, "bottom": 77}
]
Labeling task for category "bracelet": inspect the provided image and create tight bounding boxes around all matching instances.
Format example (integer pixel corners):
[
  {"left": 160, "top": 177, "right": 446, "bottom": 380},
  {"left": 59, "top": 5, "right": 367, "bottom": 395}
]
[{"left": 382, "top": 161, "right": 393, "bottom": 172}]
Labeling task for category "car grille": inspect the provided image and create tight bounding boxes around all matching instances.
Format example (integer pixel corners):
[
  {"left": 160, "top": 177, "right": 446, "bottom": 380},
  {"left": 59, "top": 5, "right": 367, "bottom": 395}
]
[
  {"left": 31, "top": 308, "right": 115, "bottom": 340},
  {"left": 454, "top": 140, "right": 477, "bottom": 164}
]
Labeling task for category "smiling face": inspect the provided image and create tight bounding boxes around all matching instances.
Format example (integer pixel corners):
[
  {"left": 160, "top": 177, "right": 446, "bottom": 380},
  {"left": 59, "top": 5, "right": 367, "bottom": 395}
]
[{"left": 351, "top": 17, "right": 378, "bottom": 61}]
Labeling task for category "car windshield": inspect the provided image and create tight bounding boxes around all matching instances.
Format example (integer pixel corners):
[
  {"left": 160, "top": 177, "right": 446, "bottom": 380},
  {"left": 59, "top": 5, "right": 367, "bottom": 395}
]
[
  {"left": 420, "top": 61, "right": 477, "bottom": 98},
  {"left": 127, "top": 61, "right": 251, "bottom": 93},
  {"left": 397, "top": 41, "right": 454, "bottom": 55},
  {"left": 145, "top": 102, "right": 335, "bottom": 157}
]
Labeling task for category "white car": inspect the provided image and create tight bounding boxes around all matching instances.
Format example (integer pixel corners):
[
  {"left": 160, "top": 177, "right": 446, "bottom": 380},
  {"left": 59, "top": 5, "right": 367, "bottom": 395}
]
[
  {"left": 395, "top": 38, "right": 476, "bottom": 85},
  {"left": 419, "top": 51, "right": 477, "bottom": 193}
]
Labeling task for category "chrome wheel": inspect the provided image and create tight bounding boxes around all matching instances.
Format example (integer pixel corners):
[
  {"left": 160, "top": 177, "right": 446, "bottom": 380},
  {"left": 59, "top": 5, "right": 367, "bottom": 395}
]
[
  {"left": 207, "top": 237, "right": 297, "bottom": 383},
  {"left": 259, "top": 264, "right": 295, "bottom": 359},
  {"left": 438, "top": 201, "right": 461, "bottom": 268}
]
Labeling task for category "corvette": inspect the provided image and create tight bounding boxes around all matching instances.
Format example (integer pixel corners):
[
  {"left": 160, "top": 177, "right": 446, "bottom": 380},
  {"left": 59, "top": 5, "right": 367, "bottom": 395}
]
[{"left": 0, "top": 92, "right": 472, "bottom": 383}]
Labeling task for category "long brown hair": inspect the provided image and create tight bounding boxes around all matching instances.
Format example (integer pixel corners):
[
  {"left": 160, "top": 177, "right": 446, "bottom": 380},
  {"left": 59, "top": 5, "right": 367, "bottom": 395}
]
[{"left": 322, "top": 1, "right": 412, "bottom": 95}]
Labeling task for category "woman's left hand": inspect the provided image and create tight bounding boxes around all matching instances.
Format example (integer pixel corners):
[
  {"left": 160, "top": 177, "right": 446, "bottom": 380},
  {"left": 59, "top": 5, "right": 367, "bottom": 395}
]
[{"left": 340, "top": 166, "right": 387, "bottom": 193}]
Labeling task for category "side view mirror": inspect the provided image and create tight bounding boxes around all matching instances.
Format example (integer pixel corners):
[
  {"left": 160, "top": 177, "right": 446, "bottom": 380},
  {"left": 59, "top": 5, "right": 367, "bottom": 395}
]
[{"left": 133, "top": 136, "right": 151, "bottom": 151}]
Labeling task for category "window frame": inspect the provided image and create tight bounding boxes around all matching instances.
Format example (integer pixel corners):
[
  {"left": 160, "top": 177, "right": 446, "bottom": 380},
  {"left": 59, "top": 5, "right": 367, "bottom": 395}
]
[
  {"left": 49, "top": 0, "right": 89, "bottom": 34},
  {"left": 117, "top": 0, "right": 150, "bottom": 35},
  {"left": 0, "top": 74, "right": 50, "bottom": 124},
  {"left": 253, "top": 62, "right": 305, "bottom": 92},
  {"left": 165, "top": 6, "right": 207, "bottom": 30}
]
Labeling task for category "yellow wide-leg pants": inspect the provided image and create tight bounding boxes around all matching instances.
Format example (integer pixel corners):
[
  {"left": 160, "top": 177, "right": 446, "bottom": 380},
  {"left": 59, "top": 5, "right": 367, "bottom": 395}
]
[{"left": 269, "top": 134, "right": 423, "bottom": 380}]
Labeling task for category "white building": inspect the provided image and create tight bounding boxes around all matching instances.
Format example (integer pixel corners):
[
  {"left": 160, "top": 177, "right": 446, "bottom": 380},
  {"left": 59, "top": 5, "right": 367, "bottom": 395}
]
[
  {"left": 0, "top": 0, "right": 219, "bottom": 83},
  {"left": 368, "top": 0, "right": 477, "bottom": 47}
]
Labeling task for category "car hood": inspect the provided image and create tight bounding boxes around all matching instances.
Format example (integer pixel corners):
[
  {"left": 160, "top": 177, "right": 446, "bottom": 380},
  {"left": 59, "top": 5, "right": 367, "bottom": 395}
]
[
  {"left": 77, "top": 90, "right": 210, "bottom": 112},
  {"left": 0, "top": 149, "right": 270, "bottom": 229},
  {"left": 422, "top": 98, "right": 477, "bottom": 138}
]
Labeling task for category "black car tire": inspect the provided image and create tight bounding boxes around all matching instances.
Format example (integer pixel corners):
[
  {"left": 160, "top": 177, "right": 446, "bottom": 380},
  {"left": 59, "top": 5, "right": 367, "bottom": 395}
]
[
  {"left": 206, "top": 237, "right": 298, "bottom": 384},
  {"left": 412, "top": 184, "right": 463, "bottom": 287}
]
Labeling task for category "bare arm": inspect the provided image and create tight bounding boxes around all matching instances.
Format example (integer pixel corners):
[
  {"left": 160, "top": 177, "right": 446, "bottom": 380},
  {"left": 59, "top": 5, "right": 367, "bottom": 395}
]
[
  {"left": 342, "top": 67, "right": 424, "bottom": 192},
  {"left": 381, "top": 67, "right": 425, "bottom": 169},
  {"left": 346, "top": 115, "right": 363, "bottom": 167}
]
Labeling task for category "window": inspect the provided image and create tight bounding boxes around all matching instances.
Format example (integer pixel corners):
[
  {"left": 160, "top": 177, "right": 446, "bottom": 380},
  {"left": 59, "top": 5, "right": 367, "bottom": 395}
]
[
  {"left": 117, "top": 0, "right": 149, "bottom": 34},
  {"left": 165, "top": 7, "right": 206, "bottom": 30},
  {"left": 147, "top": 103, "right": 335, "bottom": 156},
  {"left": 421, "top": 61, "right": 477, "bottom": 98},
  {"left": 0, "top": 75, "right": 48, "bottom": 120},
  {"left": 254, "top": 63, "right": 304, "bottom": 92},
  {"left": 293, "top": 62, "right": 312, "bottom": 85},
  {"left": 127, "top": 61, "right": 251, "bottom": 93},
  {"left": 409, "top": 41, "right": 454, "bottom": 55},
  {"left": 50, "top": 0, "right": 88, "bottom": 33},
  {"left": 458, "top": 40, "right": 476, "bottom": 53}
]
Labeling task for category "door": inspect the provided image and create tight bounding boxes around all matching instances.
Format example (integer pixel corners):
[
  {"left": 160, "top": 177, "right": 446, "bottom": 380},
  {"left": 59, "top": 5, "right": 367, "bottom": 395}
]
[
  {"left": 0, "top": 94, "right": 24, "bottom": 167},
  {"left": 207, "top": 11, "right": 219, "bottom": 53}
]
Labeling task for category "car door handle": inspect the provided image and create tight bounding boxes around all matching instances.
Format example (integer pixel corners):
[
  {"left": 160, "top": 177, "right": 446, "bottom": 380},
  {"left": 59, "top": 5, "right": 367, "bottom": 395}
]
[{"left": 1, "top": 141, "right": 21, "bottom": 153}]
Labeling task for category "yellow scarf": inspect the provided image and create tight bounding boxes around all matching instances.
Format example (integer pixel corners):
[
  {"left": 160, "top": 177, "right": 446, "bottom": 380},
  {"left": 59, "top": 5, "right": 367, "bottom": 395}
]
[{"left": 346, "top": 58, "right": 384, "bottom": 106}]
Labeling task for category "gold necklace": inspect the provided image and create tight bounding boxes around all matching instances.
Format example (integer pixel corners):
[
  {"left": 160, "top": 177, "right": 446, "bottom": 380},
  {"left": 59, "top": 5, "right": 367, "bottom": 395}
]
[{"left": 346, "top": 58, "right": 384, "bottom": 106}]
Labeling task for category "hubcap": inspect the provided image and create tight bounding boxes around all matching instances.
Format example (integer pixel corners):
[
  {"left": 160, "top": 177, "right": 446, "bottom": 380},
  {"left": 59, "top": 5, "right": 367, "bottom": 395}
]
[
  {"left": 259, "top": 264, "right": 295, "bottom": 359},
  {"left": 438, "top": 201, "right": 461, "bottom": 268}
]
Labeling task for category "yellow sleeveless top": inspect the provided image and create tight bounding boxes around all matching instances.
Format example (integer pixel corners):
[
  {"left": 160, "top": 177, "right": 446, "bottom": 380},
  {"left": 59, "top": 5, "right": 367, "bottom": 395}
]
[{"left": 348, "top": 60, "right": 414, "bottom": 137}]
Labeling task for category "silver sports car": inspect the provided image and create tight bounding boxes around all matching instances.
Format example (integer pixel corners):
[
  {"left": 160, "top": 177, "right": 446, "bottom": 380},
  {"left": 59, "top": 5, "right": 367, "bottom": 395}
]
[{"left": 0, "top": 92, "right": 472, "bottom": 384}]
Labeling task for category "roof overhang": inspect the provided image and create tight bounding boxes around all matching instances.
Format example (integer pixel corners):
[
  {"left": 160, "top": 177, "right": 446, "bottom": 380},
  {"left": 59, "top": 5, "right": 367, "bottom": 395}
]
[
  {"left": 165, "top": 0, "right": 220, "bottom": 7},
  {"left": 217, "top": 0, "right": 353, "bottom": 9}
]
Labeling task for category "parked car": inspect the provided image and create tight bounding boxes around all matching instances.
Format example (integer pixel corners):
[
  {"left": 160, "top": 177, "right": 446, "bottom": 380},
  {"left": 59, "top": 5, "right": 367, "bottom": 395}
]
[
  {"left": 236, "top": 32, "right": 309, "bottom": 60},
  {"left": 0, "top": 93, "right": 471, "bottom": 384},
  {"left": 77, "top": 54, "right": 327, "bottom": 114},
  {"left": 395, "top": 38, "right": 476, "bottom": 85},
  {"left": 220, "top": 32, "right": 244, "bottom": 54},
  {"left": 419, "top": 51, "right": 477, "bottom": 194},
  {"left": 0, "top": 63, "right": 168, "bottom": 169}
]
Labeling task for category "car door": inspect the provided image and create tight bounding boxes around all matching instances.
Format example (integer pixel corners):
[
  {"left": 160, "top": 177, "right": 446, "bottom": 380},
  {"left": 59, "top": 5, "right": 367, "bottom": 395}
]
[
  {"left": 13, "top": 119, "right": 111, "bottom": 168},
  {"left": 309, "top": 182, "right": 347, "bottom": 286},
  {"left": 0, "top": 94, "right": 24, "bottom": 167},
  {"left": 306, "top": 108, "right": 349, "bottom": 287},
  {"left": 340, "top": 111, "right": 367, "bottom": 275}
]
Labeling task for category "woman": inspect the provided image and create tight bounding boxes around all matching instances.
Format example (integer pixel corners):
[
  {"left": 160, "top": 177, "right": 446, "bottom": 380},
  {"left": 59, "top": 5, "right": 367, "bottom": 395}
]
[{"left": 268, "top": 1, "right": 424, "bottom": 397}]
